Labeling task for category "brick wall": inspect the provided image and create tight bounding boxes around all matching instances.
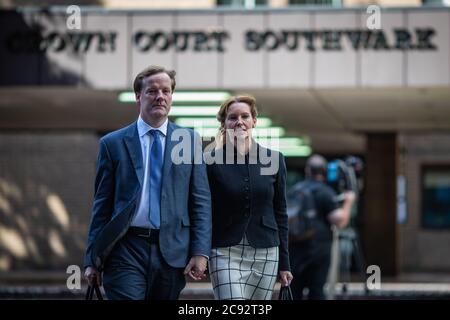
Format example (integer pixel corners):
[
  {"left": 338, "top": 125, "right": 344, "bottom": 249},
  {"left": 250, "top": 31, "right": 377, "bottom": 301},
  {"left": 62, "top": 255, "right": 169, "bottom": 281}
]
[{"left": 0, "top": 132, "right": 98, "bottom": 271}]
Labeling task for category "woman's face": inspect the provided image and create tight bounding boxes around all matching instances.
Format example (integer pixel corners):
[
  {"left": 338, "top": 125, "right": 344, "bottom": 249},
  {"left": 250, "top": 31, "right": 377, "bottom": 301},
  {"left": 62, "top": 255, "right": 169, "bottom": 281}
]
[{"left": 224, "top": 102, "right": 257, "bottom": 141}]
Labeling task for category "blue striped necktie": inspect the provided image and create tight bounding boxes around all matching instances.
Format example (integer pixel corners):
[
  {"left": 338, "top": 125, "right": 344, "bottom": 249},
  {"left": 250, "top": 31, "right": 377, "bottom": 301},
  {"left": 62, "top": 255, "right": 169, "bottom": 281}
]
[{"left": 149, "top": 129, "right": 163, "bottom": 229}]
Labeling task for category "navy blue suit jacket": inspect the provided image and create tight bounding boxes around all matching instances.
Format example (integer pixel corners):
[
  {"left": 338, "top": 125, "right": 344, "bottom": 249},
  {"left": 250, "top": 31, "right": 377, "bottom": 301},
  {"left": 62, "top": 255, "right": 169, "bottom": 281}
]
[{"left": 84, "top": 121, "right": 212, "bottom": 270}]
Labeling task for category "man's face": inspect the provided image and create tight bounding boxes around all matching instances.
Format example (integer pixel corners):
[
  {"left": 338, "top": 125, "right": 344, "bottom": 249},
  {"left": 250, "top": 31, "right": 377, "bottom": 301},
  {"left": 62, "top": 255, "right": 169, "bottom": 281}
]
[{"left": 136, "top": 72, "right": 173, "bottom": 123}]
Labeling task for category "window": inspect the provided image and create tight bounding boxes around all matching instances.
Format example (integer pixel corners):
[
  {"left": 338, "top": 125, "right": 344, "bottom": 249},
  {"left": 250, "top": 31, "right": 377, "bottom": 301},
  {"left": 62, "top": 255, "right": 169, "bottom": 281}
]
[
  {"left": 289, "top": 0, "right": 337, "bottom": 6},
  {"left": 422, "top": 166, "right": 450, "bottom": 229},
  {"left": 422, "top": 0, "right": 450, "bottom": 6},
  {"left": 217, "top": 0, "right": 267, "bottom": 7}
]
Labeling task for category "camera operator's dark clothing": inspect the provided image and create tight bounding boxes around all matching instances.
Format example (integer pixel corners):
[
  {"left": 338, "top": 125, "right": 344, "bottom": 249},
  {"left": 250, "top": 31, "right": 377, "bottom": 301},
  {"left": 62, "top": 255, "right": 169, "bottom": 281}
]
[
  {"left": 289, "top": 243, "right": 331, "bottom": 300},
  {"left": 289, "top": 179, "right": 339, "bottom": 300}
]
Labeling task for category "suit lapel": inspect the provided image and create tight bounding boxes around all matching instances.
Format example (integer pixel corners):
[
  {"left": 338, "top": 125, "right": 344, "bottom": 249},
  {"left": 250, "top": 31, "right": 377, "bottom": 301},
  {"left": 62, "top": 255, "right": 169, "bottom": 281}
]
[
  {"left": 162, "top": 121, "right": 176, "bottom": 182},
  {"left": 124, "top": 122, "right": 144, "bottom": 186}
]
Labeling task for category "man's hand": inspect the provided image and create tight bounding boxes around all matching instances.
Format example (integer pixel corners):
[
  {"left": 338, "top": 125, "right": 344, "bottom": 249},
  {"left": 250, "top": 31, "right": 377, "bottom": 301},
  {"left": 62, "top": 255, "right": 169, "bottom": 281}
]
[
  {"left": 84, "top": 266, "right": 102, "bottom": 286},
  {"left": 329, "top": 191, "right": 356, "bottom": 228},
  {"left": 344, "top": 191, "right": 356, "bottom": 204},
  {"left": 183, "top": 256, "right": 208, "bottom": 281},
  {"left": 279, "top": 271, "right": 293, "bottom": 287}
]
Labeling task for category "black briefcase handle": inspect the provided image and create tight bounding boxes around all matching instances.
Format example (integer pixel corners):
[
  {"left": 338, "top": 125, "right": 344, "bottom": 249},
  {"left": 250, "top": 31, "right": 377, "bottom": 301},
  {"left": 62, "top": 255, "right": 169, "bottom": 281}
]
[
  {"left": 85, "top": 284, "right": 104, "bottom": 300},
  {"left": 278, "top": 285, "right": 294, "bottom": 300}
]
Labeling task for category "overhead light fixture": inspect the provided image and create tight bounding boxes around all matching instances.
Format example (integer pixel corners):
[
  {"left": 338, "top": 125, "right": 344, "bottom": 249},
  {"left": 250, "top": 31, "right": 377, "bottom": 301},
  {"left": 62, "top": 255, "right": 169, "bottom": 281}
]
[
  {"left": 170, "top": 107, "right": 219, "bottom": 116},
  {"left": 251, "top": 127, "right": 285, "bottom": 137},
  {"left": 196, "top": 127, "right": 285, "bottom": 138},
  {"left": 257, "top": 137, "right": 311, "bottom": 157},
  {"left": 173, "top": 91, "right": 230, "bottom": 102},
  {"left": 118, "top": 91, "right": 231, "bottom": 103},
  {"left": 175, "top": 117, "right": 219, "bottom": 128},
  {"left": 118, "top": 92, "right": 135, "bottom": 103},
  {"left": 174, "top": 117, "right": 273, "bottom": 128},
  {"left": 256, "top": 137, "right": 305, "bottom": 147},
  {"left": 118, "top": 90, "right": 307, "bottom": 156},
  {"left": 278, "top": 146, "right": 312, "bottom": 157}
]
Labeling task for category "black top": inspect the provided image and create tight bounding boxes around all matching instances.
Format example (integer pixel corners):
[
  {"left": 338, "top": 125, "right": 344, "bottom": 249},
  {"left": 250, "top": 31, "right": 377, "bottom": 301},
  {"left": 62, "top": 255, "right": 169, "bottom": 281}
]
[
  {"left": 307, "top": 180, "right": 339, "bottom": 243},
  {"left": 205, "top": 142, "right": 290, "bottom": 272},
  {"left": 289, "top": 179, "right": 339, "bottom": 256}
]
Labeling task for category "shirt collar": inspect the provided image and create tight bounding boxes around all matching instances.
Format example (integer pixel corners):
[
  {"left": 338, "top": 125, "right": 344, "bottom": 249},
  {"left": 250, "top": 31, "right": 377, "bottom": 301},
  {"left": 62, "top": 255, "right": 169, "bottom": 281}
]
[{"left": 137, "top": 115, "right": 168, "bottom": 138}]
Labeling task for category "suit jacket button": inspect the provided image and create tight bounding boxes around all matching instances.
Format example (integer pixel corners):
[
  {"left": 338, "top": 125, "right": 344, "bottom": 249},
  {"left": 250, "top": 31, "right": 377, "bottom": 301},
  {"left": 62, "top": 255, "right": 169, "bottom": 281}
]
[{"left": 244, "top": 177, "right": 249, "bottom": 182}]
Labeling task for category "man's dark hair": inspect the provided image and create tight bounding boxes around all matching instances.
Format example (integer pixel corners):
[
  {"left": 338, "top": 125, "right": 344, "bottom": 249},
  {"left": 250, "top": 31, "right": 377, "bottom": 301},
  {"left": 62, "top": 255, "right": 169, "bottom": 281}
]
[
  {"left": 305, "top": 154, "right": 328, "bottom": 178},
  {"left": 133, "top": 65, "right": 176, "bottom": 94}
]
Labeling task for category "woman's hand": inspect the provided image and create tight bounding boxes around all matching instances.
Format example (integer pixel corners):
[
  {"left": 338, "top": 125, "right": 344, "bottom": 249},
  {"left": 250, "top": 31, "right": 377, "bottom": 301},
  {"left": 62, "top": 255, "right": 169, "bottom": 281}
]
[{"left": 279, "top": 270, "right": 293, "bottom": 287}]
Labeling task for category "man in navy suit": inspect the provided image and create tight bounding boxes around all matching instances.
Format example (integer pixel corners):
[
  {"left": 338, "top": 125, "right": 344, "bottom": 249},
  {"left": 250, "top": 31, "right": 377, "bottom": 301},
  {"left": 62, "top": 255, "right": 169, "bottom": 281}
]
[{"left": 84, "top": 65, "right": 212, "bottom": 300}]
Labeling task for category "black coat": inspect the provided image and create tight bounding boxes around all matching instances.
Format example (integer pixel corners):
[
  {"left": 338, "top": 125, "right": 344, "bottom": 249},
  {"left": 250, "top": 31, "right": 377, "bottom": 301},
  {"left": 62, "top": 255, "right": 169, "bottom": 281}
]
[{"left": 205, "top": 142, "right": 290, "bottom": 271}]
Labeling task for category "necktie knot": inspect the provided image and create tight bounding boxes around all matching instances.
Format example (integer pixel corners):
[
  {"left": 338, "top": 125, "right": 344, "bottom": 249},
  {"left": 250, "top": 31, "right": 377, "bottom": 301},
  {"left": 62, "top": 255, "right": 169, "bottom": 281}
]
[{"left": 149, "top": 129, "right": 160, "bottom": 138}]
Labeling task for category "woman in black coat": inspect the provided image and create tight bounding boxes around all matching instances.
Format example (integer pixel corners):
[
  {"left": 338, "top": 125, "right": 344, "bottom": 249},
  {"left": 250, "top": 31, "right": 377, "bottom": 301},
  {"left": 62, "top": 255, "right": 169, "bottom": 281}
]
[{"left": 205, "top": 94, "right": 293, "bottom": 300}]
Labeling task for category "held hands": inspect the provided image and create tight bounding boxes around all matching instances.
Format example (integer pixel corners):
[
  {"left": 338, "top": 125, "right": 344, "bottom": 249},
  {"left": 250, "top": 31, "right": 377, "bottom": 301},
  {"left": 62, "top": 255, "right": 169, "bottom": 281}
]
[
  {"left": 184, "top": 255, "right": 208, "bottom": 281},
  {"left": 84, "top": 266, "right": 102, "bottom": 286},
  {"left": 279, "top": 271, "right": 293, "bottom": 287}
]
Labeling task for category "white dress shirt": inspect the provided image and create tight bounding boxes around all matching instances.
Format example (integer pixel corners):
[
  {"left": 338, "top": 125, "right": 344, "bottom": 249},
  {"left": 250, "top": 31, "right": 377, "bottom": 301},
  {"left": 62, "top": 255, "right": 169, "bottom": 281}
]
[{"left": 131, "top": 115, "right": 168, "bottom": 228}]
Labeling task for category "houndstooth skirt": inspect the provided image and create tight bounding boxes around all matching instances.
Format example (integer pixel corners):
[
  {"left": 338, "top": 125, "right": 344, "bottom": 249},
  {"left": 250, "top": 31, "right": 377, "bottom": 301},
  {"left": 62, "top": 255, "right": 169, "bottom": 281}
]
[{"left": 209, "top": 235, "right": 279, "bottom": 300}]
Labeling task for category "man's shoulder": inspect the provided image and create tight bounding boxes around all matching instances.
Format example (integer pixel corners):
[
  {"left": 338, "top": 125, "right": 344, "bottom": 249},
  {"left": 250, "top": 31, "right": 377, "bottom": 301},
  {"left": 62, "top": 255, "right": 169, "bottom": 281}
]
[
  {"left": 311, "top": 182, "right": 337, "bottom": 205},
  {"left": 100, "top": 122, "right": 136, "bottom": 143},
  {"left": 312, "top": 181, "right": 335, "bottom": 194},
  {"left": 168, "top": 122, "right": 196, "bottom": 136},
  {"left": 297, "top": 180, "right": 335, "bottom": 196}
]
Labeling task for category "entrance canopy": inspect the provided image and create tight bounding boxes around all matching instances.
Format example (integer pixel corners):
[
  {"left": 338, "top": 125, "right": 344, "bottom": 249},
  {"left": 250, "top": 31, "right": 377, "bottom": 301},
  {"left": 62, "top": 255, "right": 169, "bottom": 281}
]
[{"left": 1, "top": 86, "right": 449, "bottom": 154}]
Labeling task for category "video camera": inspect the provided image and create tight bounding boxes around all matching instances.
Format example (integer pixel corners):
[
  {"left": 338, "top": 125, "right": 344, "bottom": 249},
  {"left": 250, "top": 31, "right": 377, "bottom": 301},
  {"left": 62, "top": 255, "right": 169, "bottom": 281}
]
[
  {"left": 327, "top": 156, "right": 367, "bottom": 295},
  {"left": 326, "top": 156, "right": 363, "bottom": 202}
]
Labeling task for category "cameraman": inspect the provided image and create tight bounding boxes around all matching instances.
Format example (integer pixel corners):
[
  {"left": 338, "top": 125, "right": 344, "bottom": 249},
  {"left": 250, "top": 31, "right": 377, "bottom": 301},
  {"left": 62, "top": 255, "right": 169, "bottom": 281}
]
[{"left": 289, "top": 154, "right": 355, "bottom": 300}]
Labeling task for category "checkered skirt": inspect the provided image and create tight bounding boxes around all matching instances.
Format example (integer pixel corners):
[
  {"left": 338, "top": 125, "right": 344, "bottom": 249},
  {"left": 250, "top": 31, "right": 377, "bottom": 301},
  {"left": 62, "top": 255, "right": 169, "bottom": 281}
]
[{"left": 209, "top": 235, "right": 279, "bottom": 300}]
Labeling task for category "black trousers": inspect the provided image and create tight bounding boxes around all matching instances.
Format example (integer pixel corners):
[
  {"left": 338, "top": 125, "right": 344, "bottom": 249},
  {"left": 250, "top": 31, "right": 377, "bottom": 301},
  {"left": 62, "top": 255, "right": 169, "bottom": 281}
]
[
  {"left": 289, "top": 241, "right": 331, "bottom": 300},
  {"left": 102, "top": 230, "right": 186, "bottom": 300}
]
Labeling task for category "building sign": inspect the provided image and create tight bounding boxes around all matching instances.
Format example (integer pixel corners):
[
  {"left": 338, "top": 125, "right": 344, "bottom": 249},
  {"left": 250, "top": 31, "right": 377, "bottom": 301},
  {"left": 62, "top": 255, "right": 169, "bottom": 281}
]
[
  {"left": 5, "top": 28, "right": 437, "bottom": 54},
  {"left": 6, "top": 31, "right": 117, "bottom": 53},
  {"left": 1, "top": 9, "right": 448, "bottom": 88},
  {"left": 245, "top": 29, "right": 436, "bottom": 51}
]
